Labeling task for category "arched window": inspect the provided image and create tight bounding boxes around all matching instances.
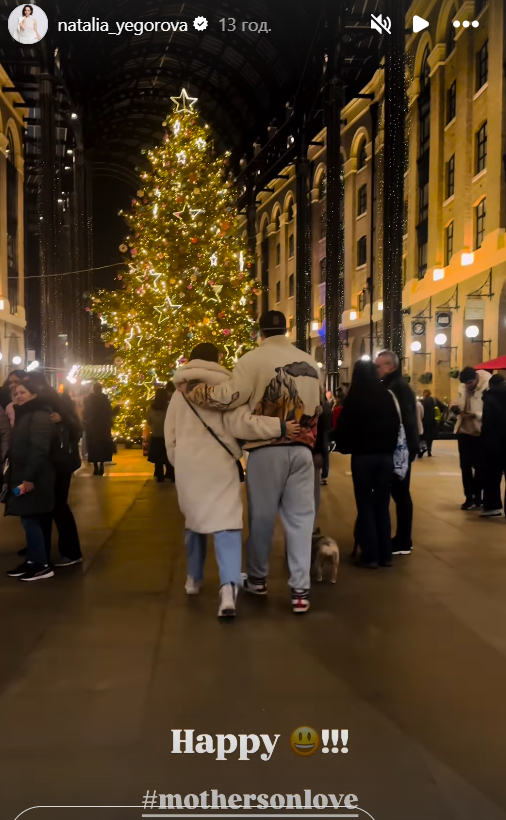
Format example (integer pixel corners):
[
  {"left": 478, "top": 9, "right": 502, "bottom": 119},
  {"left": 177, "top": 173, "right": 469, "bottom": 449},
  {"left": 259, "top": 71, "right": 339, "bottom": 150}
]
[
  {"left": 318, "top": 171, "right": 327, "bottom": 200},
  {"left": 6, "top": 131, "right": 18, "bottom": 314},
  {"left": 447, "top": 17, "right": 457, "bottom": 56},
  {"left": 274, "top": 211, "right": 281, "bottom": 231},
  {"left": 420, "top": 45, "right": 431, "bottom": 91},
  {"left": 358, "top": 140, "right": 367, "bottom": 169},
  {"left": 287, "top": 199, "right": 294, "bottom": 222},
  {"left": 262, "top": 220, "right": 269, "bottom": 240}
]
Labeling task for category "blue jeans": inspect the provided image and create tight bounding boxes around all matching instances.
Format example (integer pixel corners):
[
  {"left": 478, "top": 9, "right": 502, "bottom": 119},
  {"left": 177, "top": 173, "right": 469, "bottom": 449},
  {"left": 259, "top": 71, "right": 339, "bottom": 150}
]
[
  {"left": 21, "top": 516, "right": 48, "bottom": 565},
  {"left": 185, "top": 530, "right": 242, "bottom": 586}
]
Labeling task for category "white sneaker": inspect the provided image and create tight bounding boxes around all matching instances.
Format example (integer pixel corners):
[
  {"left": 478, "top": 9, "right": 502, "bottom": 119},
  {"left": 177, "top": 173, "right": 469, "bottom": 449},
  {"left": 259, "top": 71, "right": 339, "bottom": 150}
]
[
  {"left": 218, "top": 583, "right": 237, "bottom": 618},
  {"left": 185, "top": 576, "right": 200, "bottom": 595}
]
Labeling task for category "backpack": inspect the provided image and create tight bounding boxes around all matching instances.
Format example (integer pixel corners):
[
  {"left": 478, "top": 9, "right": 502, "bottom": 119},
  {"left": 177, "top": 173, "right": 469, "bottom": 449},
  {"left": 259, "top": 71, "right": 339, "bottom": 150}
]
[{"left": 51, "top": 423, "right": 81, "bottom": 473}]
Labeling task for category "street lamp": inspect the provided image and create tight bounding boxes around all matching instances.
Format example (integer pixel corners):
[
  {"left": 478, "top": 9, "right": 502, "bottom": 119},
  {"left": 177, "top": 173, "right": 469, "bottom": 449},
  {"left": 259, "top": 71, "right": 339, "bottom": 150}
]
[
  {"left": 435, "top": 333, "right": 447, "bottom": 346},
  {"left": 465, "top": 325, "right": 480, "bottom": 339},
  {"left": 12, "top": 356, "right": 22, "bottom": 365},
  {"left": 411, "top": 341, "right": 422, "bottom": 352}
]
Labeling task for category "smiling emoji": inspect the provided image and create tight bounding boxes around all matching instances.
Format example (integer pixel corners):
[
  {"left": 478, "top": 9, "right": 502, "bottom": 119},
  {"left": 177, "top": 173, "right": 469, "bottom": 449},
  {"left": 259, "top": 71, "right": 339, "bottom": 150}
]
[{"left": 290, "top": 726, "right": 320, "bottom": 756}]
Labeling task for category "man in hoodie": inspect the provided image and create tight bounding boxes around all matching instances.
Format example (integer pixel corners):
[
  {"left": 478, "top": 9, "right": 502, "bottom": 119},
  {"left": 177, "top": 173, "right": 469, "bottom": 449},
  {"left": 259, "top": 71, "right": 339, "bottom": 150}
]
[
  {"left": 375, "top": 350, "right": 419, "bottom": 555},
  {"left": 453, "top": 366, "right": 491, "bottom": 510},
  {"left": 481, "top": 374, "right": 506, "bottom": 517},
  {"left": 183, "top": 311, "right": 321, "bottom": 614}
]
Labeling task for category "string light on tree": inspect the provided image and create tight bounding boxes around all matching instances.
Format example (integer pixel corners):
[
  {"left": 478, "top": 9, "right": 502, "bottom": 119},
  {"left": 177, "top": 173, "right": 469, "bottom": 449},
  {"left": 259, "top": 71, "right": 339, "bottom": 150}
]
[{"left": 92, "top": 87, "right": 259, "bottom": 440}]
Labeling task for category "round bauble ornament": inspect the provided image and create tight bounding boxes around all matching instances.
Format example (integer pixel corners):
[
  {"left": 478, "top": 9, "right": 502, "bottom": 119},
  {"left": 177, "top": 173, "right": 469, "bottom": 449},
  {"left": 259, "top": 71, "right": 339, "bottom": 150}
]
[
  {"left": 194, "top": 187, "right": 200, "bottom": 194},
  {"left": 114, "top": 357, "right": 123, "bottom": 365},
  {"left": 191, "top": 237, "right": 198, "bottom": 244},
  {"left": 188, "top": 284, "right": 193, "bottom": 290},
  {"left": 170, "top": 278, "right": 176, "bottom": 284},
  {"left": 158, "top": 253, "right": 163, "bottom": 259},
  {"left": 131, "top": 248, "right": 137, "bottom": 257},
  {"left": 137, "top": 190, "right": 144, "bottom": 197},
  {"left": 218, "top": 311, "right": 225, "bottom": 319},
  {"left": 119, "top": 243, "right": 128, "bottom": 253},
  {"left": 223, "top": 329, "right": 231, "bottom": 336},
  {"left": 203, "top": 317, "right": 210, "bottom": 325},
  {"left": 221, "top": 221, "right": 231, "bottom": 231}
]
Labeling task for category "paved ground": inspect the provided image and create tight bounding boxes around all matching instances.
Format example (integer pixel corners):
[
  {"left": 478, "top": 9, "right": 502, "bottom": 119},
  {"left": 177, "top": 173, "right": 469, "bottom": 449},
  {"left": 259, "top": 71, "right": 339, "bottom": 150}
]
[{"left": 1, "top": 443, "right": 506, "bottom": 820}]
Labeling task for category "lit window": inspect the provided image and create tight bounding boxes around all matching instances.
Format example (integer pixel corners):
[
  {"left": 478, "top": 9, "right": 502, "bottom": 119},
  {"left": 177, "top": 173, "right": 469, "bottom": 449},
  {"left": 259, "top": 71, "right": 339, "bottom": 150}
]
[
  {"left": 476, "top": 122, "right": 487, "bottom": 173},
  {"left": 476, "top": 198, "right": 486, "bottom": 248}
]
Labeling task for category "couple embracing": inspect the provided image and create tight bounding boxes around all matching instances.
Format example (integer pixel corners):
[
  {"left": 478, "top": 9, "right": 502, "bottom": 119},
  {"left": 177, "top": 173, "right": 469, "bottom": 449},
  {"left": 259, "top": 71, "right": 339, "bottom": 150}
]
[{"left": 164, "top": 311, "right": 321, "bottom": 619}]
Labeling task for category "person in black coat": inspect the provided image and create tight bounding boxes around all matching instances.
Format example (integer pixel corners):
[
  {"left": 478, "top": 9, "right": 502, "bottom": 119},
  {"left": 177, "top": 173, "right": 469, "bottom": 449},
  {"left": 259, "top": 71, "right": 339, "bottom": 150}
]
[
  {"left": 375, "top": 350, "right": 419, "bottom": 555},
  {"left": 419, "top": 389, "right": 445, "bottom": 457},
  {"left": 20, "top": 373, "right": 83, "bottom": 564},
  {"left": 333, "top": 360, "right": 399, "bottom": 568},
  {"left": 481, "top": 374, "right": 506, "bottom": 516},
  {"left": 83, "top": 382, "right": 113, "bottom": 475},
  {"left": 5, "top": 377, "right": 55, "bottom": 582}
]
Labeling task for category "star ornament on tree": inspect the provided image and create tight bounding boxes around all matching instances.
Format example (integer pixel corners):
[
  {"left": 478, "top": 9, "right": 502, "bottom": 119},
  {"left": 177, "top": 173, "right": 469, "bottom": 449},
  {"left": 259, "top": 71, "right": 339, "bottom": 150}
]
[
  {"left": 170, "top": 88, "right": 198, "bottom": 113},
  {"left": 154, "top": 296, "right": 183, "bottom": 324},
  {"left": 174, "top": 203, "right": 204, "bottom": 223}
]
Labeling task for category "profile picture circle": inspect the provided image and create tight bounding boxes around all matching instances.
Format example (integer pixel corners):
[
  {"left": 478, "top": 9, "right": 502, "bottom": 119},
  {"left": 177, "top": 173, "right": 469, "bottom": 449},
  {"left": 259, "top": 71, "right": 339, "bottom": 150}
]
[{"left": 8, "top": 4, "right": 48, "bottom": 45}]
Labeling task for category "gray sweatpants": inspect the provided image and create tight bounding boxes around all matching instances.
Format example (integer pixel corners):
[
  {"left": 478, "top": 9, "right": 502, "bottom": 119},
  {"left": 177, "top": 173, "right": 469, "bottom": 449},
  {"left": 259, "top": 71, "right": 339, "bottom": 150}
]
[{"left": 245, "top": 446, "right": 315, "bottom": 590}]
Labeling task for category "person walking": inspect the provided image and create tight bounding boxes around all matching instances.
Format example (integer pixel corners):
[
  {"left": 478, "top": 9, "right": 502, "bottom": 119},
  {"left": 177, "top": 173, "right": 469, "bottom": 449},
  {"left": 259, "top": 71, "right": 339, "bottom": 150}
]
[
  {"left": 83, "top": 383, "right": 113, "bottom": 475},
  {"left": 420, "top": 389, "right": 443, "bottom": 457},
  {"left": 5, "top": 378, "right": 55, "bottom": 581},
  {"left": 453, "top": 366, "right": 491, "bottom": 510},
  {"left": 375, "top": 350, "right": 419, "bottom": 555},
  {"left": 182, "top": 311, "right": 321, "bottom": 614},
  {"left": 40, "top": 384, "right": 82, "bottom": 566},
  {"left": 480, "top": 374, "right": 506, "bottom": 517},
  {"left": 334, "top": 360, "right": 399, "bottom": 568},
  {"left": 147, "top": 388, "right": 173, "bottom": 482},
  {"left": 165, "top": 342, "right": 297, "bottom": 618}
]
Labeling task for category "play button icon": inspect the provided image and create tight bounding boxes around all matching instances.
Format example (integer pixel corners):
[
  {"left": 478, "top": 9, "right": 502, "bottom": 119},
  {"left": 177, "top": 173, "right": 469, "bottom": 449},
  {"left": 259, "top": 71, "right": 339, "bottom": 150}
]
[{"left": 413, "top": 15, "right": 429, "bottom": 33}]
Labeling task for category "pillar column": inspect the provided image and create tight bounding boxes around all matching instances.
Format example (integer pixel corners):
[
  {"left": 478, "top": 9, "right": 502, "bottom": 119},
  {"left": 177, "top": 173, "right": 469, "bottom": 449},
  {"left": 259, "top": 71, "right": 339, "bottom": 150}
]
[
  {"left": 382, "top": 0, "right": 406, "bottom": 357},
  {"left": 295, "top": 143, "right": 312, "bottom": 353},
  {"left": 38, "top": 73, "right": 59, "bottom": 369},
  {"left": 325, "top": 77, "right": 344, "bottom": 392}
]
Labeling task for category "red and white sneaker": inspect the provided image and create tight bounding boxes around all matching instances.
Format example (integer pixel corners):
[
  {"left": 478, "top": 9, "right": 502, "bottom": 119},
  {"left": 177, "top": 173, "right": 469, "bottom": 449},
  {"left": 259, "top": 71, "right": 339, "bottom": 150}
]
[{"left": 291, "top": 589, "right": 310, "bottom": 614}]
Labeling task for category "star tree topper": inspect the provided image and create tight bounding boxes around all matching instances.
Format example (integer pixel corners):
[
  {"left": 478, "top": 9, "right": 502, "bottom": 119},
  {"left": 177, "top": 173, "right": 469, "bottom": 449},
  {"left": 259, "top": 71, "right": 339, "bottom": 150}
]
[{"left": 170, "top": 88, "right": 198, "bottom": 113}]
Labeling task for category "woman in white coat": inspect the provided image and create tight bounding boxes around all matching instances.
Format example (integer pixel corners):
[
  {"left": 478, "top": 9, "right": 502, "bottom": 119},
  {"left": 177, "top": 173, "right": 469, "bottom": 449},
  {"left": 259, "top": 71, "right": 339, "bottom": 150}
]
[{"left": 165, "top": 342, "right": 299, "bottom": 618}]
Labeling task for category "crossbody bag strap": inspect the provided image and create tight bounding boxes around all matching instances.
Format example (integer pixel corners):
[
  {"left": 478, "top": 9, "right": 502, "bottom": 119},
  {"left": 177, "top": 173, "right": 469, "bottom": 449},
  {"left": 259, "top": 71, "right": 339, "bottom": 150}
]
[
  {"left": 388, "top": 389, "right": 403, "bottom": 425},
  {"left": 182, "top": 394, "right": 237, "bottom": 461}
]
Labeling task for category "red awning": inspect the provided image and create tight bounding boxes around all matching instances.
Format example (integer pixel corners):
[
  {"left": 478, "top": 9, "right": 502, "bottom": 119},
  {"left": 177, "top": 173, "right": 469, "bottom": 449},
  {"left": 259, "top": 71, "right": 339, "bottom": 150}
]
[{"left": 475, "top": 355, "right": 506, "bottom": 370}]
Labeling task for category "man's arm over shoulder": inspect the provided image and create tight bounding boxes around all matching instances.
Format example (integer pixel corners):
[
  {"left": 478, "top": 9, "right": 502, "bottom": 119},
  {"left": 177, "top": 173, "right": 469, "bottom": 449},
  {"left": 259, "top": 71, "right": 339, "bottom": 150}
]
[{"left": 187, "top": 353, "right": 254, "bottom": 412}]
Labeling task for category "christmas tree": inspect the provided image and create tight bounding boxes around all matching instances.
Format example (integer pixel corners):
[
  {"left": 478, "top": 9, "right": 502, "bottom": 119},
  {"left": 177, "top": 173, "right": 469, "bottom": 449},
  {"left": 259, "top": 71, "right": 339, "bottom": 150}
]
[{"left": 92, "top": 89, "right": 259, "bottom": 441}]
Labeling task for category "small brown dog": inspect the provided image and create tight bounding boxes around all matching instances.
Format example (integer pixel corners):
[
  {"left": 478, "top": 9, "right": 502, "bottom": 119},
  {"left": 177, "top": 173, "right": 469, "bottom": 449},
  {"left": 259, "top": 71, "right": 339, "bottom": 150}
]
[{"left": 313, "top": 536, "right": 340, "bottom": 583}]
